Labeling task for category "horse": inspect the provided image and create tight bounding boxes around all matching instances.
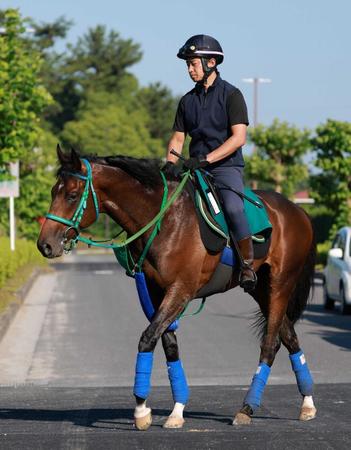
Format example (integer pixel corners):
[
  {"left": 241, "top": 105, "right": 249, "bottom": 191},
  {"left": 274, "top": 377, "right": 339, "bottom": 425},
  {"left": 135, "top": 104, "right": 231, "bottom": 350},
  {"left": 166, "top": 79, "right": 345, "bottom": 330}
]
[{"left": 37, "top": 146, "right": 317, "bottom": 430}]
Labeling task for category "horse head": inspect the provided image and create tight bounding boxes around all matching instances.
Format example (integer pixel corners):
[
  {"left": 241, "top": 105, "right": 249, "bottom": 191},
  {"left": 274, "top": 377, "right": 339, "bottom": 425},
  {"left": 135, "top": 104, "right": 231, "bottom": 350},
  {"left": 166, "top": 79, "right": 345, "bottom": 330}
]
[{"left": 37, "top": 144, "right": 99, "bottom": 258}]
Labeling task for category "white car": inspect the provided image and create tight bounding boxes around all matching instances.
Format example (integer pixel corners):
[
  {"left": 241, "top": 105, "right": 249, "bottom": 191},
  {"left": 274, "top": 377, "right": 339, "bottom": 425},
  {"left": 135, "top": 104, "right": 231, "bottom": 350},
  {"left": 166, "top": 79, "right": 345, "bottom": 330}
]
[{"left": 323, "top": 226, "right": 351, "bottom": 314}]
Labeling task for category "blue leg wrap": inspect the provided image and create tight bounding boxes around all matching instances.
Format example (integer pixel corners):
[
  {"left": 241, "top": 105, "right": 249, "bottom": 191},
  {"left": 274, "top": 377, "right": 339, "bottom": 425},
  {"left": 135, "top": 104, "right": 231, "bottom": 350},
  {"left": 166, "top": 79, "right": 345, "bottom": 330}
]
[
  {"left": 133, "top": 352, "right": 153, "bottom": 399},
  {"left": 244, "top": 362, "right": 271, "bottom": 411},
  {"left": 289, "top": 350, "right": 313, "bottom": 396},
  {"left": 167, "top": 360, "right": 190, "bottom": 404}
]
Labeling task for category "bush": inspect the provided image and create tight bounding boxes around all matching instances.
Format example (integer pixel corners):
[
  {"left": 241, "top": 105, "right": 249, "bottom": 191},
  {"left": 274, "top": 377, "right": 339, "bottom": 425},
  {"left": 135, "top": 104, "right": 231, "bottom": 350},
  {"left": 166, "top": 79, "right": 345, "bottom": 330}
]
[
  {"left": 316, "top": 240, "right": 331, "bottom": 267},
  {"left": 0, "top": 237, "right": 46, "bottom": 289}
]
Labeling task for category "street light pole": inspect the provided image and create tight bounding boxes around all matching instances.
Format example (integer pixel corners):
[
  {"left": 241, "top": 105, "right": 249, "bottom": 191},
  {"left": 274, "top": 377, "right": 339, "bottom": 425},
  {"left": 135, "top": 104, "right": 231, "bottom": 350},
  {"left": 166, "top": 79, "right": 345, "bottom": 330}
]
[{"left": 242, "top": 77, "right": 272, "bottom": 127}]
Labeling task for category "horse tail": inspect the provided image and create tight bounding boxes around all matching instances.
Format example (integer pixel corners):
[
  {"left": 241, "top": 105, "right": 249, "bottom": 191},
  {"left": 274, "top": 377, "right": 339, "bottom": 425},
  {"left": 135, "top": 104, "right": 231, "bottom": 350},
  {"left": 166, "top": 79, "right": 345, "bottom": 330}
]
[{"left": 286, "top": 235, "right": 316, "bottom": 324}]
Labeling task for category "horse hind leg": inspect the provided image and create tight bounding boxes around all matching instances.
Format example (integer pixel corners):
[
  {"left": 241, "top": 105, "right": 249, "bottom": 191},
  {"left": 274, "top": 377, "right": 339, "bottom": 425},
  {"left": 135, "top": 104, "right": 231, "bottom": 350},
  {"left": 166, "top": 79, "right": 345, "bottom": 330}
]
[
  {"left": 280, "top": 315, "right": 317, "bottom": 421},
  {"left": 233, "top": 333, "right": 281, "bottom": 425},
  {"left": 161, "top": 331, "right": 189, "bottom": 429},
  {"left": 233, "top": 278, "right": 289, "bottom": 425}
]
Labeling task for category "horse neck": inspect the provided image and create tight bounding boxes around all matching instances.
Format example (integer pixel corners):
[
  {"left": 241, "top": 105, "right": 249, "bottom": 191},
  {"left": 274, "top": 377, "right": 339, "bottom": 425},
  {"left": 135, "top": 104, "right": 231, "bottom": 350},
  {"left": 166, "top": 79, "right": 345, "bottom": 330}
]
[{"left": 95, "top": 164, "right": 162, "bottom": 235}]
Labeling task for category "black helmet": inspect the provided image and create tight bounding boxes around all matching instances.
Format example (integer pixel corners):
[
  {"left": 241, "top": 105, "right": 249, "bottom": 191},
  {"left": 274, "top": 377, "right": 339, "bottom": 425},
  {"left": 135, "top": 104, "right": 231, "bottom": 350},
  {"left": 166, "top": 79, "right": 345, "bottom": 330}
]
[{"left": 177, "top": 35, "right": 224, "bottom": 65}]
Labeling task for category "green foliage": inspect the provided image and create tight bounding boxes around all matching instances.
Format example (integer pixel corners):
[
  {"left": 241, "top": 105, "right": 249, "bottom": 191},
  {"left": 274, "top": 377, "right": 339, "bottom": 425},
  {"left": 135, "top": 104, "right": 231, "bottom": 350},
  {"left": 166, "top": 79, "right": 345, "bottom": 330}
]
[
  {"left": 137, "top": 82, "right": 179, "bottom": 146},
  {"left": 316, "top": 240, "right": 331, "bottom": 267},
  {"left": 61, "top": 90, "right": 164, "bottom": 158},
  {"left": 300, "top": 204, "right": 334, "bottom": 244},
  {"left": 310, "top": 120, "right": 351, "bottom": 237},
  {"left": 0, "top": 237, "right": 45, "bottom": 288},
  {"left": 29, "top": 15, "right": 73, "bottom": 52},
  {"left": 247, "top": 119, "right": 311, "bottom": 198},
  {"left": 65, "top": 25, "right": 142, "bottom": 91},
  {"left": 0, "top": 128, "right": 58, "bottom": 239},
  {"left": 42, "top": 24, "right": 143, "bottom": 132},
  {"left": 0, "top": 9, "right": 52, "bottom": 165}
]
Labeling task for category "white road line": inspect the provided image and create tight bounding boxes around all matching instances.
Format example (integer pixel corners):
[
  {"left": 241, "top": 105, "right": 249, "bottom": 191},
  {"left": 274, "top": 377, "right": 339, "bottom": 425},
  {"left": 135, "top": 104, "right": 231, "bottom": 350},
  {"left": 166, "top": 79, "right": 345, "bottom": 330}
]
[{"left": 0, "top": 273, "right": 57, "bottom": 386}]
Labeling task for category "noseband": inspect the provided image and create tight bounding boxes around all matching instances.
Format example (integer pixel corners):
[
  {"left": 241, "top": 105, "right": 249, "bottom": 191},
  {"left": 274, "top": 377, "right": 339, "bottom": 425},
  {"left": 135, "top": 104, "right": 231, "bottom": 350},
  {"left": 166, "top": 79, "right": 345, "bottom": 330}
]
[{"left": 46, "top": 159, "right": 99, "bottom": 251}]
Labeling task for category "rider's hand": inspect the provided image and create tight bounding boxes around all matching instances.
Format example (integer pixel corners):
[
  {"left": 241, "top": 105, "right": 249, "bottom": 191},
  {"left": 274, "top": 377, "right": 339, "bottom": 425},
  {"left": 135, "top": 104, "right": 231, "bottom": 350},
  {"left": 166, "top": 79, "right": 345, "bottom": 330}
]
[
  {"left": 183, "top": 155, "right": 209, "bottom": 171},
  {"left": 161, "top": 161, "right": 181, "bottom": 180}
]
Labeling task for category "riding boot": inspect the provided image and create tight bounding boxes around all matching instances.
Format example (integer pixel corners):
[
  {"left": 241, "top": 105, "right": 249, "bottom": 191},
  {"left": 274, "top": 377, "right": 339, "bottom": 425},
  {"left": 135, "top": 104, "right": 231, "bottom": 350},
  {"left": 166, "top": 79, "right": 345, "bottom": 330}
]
[{"left": 237, "top": 236, "right": 257, "bottom": 293}]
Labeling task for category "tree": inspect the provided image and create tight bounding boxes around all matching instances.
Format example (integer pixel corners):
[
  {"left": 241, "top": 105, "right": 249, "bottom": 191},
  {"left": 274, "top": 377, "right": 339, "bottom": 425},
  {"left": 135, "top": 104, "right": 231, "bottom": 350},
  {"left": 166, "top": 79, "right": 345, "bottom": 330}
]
[
  {"left": 247, "top": 119, "right": 311, "bottom": 198},
  {"left": 61, "top": 90, "right": 164, "bottom": 159},
  {"left": 15, "top": 129, "right": 58, "bottom": 239},
  {"left": 137, "top": 82, "right": 179, "bottom": 146},
  {"left": 310, "top": 120, "right": 351, "bottom": 236},
  {"left": 65, "top": 25, "right": 142, "bottom": 92},
  {"left": 42, "top": 24, "right": 142, "bottom": 132},
  {"left": 0, "top": 9, "right": 52, "bottom": 165}
]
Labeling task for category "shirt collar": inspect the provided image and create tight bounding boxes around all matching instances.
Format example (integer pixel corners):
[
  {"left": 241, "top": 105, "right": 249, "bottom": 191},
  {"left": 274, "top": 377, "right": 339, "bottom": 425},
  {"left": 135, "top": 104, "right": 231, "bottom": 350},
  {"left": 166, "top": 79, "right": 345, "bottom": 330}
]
[{"left": 195, "top": 73, "right": 222, "bottom": 93}]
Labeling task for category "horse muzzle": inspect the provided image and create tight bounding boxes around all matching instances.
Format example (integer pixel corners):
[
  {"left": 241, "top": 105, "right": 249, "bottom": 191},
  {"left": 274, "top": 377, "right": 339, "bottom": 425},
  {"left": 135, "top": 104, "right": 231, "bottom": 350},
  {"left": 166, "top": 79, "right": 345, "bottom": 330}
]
[{"left": 37, "top": 239, "right": 63, "bottom": 259}]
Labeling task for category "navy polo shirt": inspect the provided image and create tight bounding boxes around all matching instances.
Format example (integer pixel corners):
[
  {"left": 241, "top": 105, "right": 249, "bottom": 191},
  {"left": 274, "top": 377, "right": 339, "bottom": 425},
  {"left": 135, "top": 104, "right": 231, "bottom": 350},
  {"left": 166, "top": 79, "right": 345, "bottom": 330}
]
[{"left": 173, "top": 75, "right": 249, "bottom": 167}]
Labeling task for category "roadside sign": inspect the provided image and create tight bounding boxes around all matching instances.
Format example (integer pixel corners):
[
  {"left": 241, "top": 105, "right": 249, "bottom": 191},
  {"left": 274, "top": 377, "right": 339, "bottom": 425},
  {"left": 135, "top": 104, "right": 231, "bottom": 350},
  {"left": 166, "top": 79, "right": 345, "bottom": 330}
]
[{"left": 0, "top": 161, "right": 19, "bottom": 198}]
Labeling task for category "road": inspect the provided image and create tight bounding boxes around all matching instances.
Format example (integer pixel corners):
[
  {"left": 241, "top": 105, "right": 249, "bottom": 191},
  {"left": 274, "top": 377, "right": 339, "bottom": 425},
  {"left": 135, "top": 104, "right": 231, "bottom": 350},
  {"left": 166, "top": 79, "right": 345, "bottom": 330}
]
[{"left": 0, "top": 251, "right": 350, "bottom": 449}]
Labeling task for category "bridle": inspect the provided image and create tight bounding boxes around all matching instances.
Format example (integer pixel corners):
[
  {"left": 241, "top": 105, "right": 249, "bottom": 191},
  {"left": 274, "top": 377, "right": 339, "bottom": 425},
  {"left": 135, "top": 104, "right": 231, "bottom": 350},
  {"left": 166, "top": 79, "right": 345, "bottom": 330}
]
[{"left": 46, "top": 158, "right": 99, "bottom": 251}]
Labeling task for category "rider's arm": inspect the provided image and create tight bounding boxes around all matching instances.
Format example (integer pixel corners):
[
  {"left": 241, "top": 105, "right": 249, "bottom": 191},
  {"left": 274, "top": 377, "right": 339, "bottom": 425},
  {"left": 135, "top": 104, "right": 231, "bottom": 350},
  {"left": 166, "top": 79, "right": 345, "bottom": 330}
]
[
  {"left": 206, "top": 124, "right": 247, "bottom": 164},
  {"left": 167, "top": 131, "right": 186, "bottom": 163},
  {"left": 206, "top": 88, "right": 248, "bottom": 164}
]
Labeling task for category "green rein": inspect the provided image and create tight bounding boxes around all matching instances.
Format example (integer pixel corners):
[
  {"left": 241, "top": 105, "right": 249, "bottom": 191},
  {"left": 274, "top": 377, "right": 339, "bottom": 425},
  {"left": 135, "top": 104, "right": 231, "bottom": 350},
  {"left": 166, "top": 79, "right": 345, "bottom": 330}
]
[{"left": 46, "top": 158, "right": 191, "bottom": 274}]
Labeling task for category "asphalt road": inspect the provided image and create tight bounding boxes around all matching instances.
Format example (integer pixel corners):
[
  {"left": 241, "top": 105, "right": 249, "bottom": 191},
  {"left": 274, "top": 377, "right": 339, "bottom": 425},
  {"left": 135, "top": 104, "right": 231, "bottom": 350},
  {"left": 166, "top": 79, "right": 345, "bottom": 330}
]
[{"left": 0, "top": 251, "right": 350, "bottom": 449}]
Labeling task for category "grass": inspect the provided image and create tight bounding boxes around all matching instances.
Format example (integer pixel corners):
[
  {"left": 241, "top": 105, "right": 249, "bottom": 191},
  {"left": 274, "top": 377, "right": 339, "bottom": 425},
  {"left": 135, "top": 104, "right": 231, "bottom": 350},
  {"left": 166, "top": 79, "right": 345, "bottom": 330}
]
[{"left": 0, "top": 263, "right": 50, "bottom": 315}]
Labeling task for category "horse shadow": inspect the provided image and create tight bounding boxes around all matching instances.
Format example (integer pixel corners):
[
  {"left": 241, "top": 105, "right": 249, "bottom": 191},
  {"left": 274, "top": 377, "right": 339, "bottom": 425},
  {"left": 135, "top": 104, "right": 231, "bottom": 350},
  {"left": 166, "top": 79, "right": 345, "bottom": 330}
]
[{"left": 0, "top": 406, "right": 289, "bottom": 429}]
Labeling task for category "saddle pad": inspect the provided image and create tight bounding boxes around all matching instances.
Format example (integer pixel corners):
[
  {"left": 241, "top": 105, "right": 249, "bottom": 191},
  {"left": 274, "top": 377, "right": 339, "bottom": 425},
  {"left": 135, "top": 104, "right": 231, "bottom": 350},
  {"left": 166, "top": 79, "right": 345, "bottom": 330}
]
[{"left": 194, "top": 170, "right": 272, "bottom": 241}]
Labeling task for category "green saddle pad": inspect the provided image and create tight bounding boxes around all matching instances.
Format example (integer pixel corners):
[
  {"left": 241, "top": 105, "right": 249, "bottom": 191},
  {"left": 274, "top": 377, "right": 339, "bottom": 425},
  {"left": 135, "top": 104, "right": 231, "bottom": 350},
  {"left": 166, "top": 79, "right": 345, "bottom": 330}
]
[{"left": 194, "top": 170, "right": 272, "bottom": 242}]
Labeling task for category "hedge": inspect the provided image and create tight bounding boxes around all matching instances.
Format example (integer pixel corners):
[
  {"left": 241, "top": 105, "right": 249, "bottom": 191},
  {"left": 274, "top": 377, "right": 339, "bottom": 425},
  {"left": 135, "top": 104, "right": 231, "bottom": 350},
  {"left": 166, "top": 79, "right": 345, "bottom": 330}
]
[{"left": 0, "top": 237, "right": 45, "bottom": 289}]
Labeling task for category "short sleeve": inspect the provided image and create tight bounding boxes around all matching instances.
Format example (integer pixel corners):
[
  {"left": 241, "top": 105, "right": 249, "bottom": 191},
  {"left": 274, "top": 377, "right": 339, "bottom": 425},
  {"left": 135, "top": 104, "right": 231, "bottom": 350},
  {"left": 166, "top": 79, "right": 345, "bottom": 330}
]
[
  {"left": 226, "top": 88, "right": 249, "bottom": 126},
  {"left": 172, "top": 97, "right": 186, "bottom": 132}
]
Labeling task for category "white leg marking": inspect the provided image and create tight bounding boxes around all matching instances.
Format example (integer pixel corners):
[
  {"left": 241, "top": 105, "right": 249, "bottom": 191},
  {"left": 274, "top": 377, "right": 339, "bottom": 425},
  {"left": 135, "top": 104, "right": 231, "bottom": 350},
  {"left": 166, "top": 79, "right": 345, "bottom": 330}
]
[
  {"left": 134, "top": 401, "right": 151, "bottom": 419},
  {"left": 163, "top": 402, "right": 185, "bottom": 428},
  {"left": 134, "top": 401, "right": 152, "bottom": 430},
  {"left": 302, "top": 395, "right": 315, "bottom": 409},
  {"left": 299, "top": 395, "right": 317, "bottom": 421}
]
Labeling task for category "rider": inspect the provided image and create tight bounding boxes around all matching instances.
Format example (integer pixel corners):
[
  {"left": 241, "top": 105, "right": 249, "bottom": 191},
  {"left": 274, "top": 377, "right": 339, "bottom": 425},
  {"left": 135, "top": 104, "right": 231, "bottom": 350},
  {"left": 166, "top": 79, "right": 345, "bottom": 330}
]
[{"left": 163, "top": 34, "right": 257, "bottom": 292}]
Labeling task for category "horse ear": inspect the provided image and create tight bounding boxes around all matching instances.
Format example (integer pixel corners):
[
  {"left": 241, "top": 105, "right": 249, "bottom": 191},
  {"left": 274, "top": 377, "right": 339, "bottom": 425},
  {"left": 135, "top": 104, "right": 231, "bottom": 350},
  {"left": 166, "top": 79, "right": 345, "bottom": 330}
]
[
  {"left": 70, "top": 148, "right": 81, "bottom": 172},
  {"left": 57, "top": 143, "right": 67, "bottom": 164}
]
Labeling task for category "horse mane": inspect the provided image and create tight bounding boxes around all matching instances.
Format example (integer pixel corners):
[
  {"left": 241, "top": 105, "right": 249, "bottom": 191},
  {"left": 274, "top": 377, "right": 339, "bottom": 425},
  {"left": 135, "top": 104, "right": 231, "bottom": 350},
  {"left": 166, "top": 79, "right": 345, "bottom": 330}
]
[{"left": 58, "top": 152, "right": 163, "bottom": 189}]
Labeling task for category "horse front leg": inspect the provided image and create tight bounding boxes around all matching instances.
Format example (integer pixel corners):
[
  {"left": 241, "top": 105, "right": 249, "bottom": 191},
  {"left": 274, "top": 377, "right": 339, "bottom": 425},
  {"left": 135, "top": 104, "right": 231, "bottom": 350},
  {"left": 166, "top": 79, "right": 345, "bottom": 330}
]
[
  {"left": 279, "top": 315, "right": 317, "bottom": 421},
  {"left": 161, "top": 330, "right": 189, "bottom": 428},
  {"left": 133, "top": 285, "right": 190, "bottom": 431}
]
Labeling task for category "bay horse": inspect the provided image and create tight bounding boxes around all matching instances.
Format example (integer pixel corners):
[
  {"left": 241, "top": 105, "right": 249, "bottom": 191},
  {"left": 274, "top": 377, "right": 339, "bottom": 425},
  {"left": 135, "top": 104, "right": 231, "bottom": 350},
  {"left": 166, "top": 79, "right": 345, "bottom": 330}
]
[{"left": 37, "top": 146, "right": 317, "bottom": 429}]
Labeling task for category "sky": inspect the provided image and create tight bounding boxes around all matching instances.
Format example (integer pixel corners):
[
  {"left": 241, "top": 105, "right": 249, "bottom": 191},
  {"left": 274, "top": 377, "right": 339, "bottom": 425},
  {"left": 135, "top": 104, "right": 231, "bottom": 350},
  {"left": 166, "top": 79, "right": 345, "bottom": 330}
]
[{"left": 2, "top": 0, "right": 351, "bottom": 131}]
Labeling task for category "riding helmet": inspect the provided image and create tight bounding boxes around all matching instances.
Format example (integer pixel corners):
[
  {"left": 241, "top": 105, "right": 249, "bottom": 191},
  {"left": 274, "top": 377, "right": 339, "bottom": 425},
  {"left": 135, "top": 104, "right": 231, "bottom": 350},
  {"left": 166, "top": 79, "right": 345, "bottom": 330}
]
[{"left": 177, "top": 35, "right": 224, "bottom": 65}]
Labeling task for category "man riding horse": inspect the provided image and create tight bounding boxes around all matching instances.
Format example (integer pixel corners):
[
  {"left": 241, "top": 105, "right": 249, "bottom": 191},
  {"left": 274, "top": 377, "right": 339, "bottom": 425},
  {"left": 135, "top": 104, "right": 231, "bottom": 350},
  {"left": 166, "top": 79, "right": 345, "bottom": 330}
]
[{"left": 162, "top": 34, "right": 257, "bottom": 292}]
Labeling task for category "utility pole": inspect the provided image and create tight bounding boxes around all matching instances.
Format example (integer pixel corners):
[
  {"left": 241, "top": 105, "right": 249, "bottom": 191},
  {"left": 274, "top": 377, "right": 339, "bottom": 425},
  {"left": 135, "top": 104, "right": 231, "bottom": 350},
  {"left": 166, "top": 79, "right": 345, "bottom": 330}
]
[{"left": 242, "top": 77, "right": 272, "bottom": 128}]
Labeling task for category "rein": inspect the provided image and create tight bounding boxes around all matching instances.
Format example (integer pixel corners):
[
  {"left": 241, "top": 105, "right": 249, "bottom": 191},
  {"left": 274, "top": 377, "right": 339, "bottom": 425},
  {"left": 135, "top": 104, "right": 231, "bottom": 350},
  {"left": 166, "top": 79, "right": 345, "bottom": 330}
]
[{"left": 46, "top": 159, "right": 191, "bottom": 272}]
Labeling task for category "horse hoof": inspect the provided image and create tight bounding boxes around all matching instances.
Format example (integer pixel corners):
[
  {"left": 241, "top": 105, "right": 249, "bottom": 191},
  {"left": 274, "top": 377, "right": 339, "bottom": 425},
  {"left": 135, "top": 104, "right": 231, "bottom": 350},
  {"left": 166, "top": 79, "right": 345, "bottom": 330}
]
[
  {"left": 163, "top": 416, "right": 185, "bottom": 429},
  {"left": 134, "top": 411, "right": 152, "bottom": 430},
  {"left": 233, "top": 412, "right": 252, "bottom": 425},
  {"left": 299, "top": 406, "right": 317, "bottom": 421}
]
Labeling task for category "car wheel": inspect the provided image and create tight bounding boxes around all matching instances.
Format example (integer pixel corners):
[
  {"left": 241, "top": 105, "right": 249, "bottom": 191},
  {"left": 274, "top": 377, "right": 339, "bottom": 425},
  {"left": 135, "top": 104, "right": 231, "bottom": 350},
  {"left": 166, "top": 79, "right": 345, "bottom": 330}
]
[
  {"left": 340, "top": 285, "right": 351, "bottom": 315},
  {"left": 323, "top": 284, "right": 335, "bottom": 310}
]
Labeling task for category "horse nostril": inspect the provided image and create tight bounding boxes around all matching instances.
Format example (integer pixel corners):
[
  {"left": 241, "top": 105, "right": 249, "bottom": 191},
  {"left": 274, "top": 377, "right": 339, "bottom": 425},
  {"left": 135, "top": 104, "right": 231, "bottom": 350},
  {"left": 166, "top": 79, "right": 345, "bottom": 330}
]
[{"left": 42, "top": 243, "right": 52, "bottom": 258}]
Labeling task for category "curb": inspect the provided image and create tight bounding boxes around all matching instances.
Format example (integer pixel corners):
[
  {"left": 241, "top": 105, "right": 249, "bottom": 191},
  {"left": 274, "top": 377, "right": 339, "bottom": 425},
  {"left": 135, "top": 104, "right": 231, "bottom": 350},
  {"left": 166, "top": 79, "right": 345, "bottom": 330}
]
[{"left": 0, "top": 267, "right": 43, "bottom": 343}]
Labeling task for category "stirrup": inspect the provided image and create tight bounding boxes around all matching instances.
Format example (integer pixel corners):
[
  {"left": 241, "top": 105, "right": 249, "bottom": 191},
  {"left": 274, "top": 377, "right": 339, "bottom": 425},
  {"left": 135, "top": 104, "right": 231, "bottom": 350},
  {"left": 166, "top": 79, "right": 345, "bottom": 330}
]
[{"left": 239, "top": 265, "right": 257, "bottom": 292}]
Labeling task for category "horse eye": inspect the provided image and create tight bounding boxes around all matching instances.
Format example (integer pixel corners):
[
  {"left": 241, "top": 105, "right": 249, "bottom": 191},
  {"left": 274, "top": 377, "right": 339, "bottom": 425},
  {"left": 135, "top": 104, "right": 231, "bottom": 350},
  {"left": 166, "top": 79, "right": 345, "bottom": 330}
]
[{"left": 67, "top": 192, "right": 79, "bottom": 203}]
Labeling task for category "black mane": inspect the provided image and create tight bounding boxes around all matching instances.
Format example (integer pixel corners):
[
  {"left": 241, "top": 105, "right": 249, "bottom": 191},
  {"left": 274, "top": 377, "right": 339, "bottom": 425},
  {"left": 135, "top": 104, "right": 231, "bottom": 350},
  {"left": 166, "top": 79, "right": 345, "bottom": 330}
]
[{"left": 59, "top": 153, "right": 164, "bottom": 189}]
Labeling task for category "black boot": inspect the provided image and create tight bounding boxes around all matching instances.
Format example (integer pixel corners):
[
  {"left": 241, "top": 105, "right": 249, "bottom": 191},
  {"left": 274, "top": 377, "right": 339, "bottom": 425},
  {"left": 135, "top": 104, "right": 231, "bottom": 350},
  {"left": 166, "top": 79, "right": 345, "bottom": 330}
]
[{"left": 237, "top": 237, "right": 257, "bottom": 292}]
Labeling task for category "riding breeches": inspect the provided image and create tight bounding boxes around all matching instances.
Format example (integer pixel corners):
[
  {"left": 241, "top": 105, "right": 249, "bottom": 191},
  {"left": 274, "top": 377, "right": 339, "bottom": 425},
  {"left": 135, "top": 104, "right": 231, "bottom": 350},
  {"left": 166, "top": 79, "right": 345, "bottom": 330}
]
[{"left": 208, "top": 165, "right": 250, "bottom": 241}]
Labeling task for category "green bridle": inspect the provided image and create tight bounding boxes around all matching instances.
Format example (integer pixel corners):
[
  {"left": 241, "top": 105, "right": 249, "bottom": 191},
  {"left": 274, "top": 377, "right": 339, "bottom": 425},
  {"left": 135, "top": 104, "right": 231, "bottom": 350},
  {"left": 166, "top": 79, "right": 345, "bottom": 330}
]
[
  {"left": 46, "top": 158, "right": 100, "bottom": 250},
  {"left": 45, "top": 158, "right": 191, "bottom": 269}
]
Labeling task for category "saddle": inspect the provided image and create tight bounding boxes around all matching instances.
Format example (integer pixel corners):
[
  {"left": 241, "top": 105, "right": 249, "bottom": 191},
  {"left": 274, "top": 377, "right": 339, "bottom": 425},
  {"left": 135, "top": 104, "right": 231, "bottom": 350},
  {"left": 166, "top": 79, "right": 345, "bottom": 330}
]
[
  {"left": 187, "top": 170, "right": 272, "bottom": 298},
  {"left": 187, "top": 170, "right": 272, "bottom": 256}
]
